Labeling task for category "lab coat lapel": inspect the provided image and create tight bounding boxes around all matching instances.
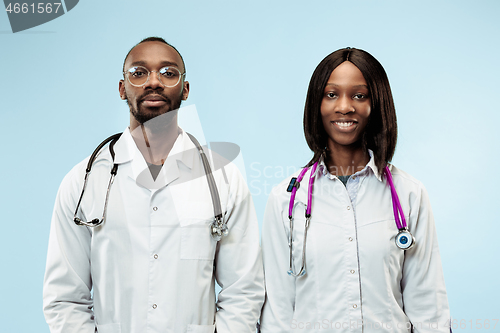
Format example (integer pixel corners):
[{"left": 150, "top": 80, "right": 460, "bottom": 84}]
[
  {"left": 166, "top": 132, "right": 217, "bottom": 226},
  {"left": 128, "top": 129, "right": 197, "bottom": 191},
  {"left": 111, "top": 128, "right": 134, "bottom": 165}
]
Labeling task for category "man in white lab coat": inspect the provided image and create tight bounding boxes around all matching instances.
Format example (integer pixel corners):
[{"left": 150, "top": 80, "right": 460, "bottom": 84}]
[{"left": 43, "top": 37, "right": 265, "bottom": 333}]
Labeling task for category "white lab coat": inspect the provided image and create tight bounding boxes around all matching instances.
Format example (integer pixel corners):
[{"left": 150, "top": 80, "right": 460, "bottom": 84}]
[
  {"left": 260, "top": 154, "right": 450, "bottom": 333},
  {"left": 43, "top": 128, "right": 265, "bottom": 333}
]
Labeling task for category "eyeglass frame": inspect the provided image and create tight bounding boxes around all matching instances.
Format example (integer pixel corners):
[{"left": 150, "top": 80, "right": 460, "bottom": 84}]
[{"left": 122, "top": 65, "right": 186, "bottom": 88}]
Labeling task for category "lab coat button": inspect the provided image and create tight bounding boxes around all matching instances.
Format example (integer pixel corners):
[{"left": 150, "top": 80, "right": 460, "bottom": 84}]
[
  {"left": 350, "top": 270, "right": 355, "bottom": 274},
  {"left": 353, "top": 304, "right": 357, "bottom": 308},
  {"left": 153, "top": 207, "right": 158, "bottom": 211},
  {"left": 152, "top": 304, "right": 157, "bottom": 309},
  {"left": 348, "top": 237, "right": 353, "bottom": 241},
  {"left": 347, "top": 206, "right": 350, "bottom": 210},
  {"left": 154, "top": 254, "right": 158, "bottom": 259}
]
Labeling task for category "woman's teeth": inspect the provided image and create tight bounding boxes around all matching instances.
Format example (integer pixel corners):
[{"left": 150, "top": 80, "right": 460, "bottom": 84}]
[{"left": 335, "top": 121, "right": 354, "bottom": 128}]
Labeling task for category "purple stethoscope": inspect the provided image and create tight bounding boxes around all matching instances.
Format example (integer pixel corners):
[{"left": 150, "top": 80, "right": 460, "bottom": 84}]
[{"left": 286, "top": 162, "right": 415, "bottom": 277}]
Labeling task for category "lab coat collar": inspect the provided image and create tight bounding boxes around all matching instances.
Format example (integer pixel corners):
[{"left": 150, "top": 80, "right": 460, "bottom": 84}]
[
  {"left": 112, "top": 126, "right": 197, "bottom": 189},
  {"left": 316, "top": 149, "right": 383, "bottom": 182},
  {"left": 165, "top": 128, "right": 197, "bottom": 171},
  {"left": 112, "top": 127, "right": 134, "bottom": 165},
  {"left": 366, "top": 149, "right": 383, "bottom": 182}
]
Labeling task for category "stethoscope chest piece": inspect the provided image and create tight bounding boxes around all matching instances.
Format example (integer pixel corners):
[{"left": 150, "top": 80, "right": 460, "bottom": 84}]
[
  {"left": 210, "top": 217, "right": 228, "bottom": 241},
  {"left": 395, "top": 228, "right": 415, "bottom": 250}
]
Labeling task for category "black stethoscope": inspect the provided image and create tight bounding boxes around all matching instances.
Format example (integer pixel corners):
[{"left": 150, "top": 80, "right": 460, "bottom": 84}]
[
  {"left": 73, "top": 132, "right": 228, "bottom": 241},
  {"left": 286, "top": 161, "right": 415, "bottom": 277}
]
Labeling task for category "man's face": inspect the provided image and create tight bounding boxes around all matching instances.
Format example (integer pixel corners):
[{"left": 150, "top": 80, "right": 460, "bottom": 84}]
[{"left": 119, "top": 41, "right": 189, "bottom": 125}]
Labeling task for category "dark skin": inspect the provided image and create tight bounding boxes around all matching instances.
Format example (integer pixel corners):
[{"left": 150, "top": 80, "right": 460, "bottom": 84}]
[
  {"left": 119, "top": 41, "right": 190, "bottom": 165},
  {"left": 320, "top": 61, "right": 371, "bottom": 176}
]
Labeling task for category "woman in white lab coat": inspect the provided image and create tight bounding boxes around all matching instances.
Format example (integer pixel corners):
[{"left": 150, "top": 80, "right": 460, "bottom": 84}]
[{"left": 260, "top": 48, "right": 451, "bottom": 333}]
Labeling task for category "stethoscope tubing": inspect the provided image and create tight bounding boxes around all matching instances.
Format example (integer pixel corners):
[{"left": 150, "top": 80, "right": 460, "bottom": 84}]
[
  {"left": 288, "top": 167, "right": 308, "bottom": 219},
  {"left": 286, "top": 161, "right": 415, "bottom": 277},
  {"left": 306, "top": 162, "right": 318, "bottom": 216},
  {"left": 287, "top": 161, "right": 319, "bottom": 218},
  {"left": 73, "top": 132, "right": 228, "bottom": 241},
  {"left": 384, "top": 165, "right": 407, "bottom": 230},
  {"left": 286, "top": 162, "right": 318, "bottom": 277},
  {"left": 73, "top": 133, "right": 121, "bottom": 227}
]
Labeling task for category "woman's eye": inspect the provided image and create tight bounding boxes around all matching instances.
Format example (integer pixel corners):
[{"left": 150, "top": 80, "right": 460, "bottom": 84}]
[
  {"left": 326, "top": 92, "right": 337, "bottom": 98},
  {"left": 354, "top": 94, "right": 367, "bottom": 99}
]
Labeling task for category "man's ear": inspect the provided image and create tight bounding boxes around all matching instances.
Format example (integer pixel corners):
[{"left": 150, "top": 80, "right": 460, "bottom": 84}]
[
  {"left": 182, "top": 80, "right": 190, "bottom": 100},
  {"left": 119, "top": 79, "right": 127, "bottom": 100}
]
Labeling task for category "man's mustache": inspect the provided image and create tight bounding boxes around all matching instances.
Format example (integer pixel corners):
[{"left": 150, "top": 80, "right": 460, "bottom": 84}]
[{"left": 138, "top": 91, "right": 171, "bottom": 104}]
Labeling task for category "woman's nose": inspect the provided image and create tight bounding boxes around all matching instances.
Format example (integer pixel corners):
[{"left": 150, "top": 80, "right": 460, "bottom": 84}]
[{"left": 335, "top": 95, "right": 354, "bottom": 114}]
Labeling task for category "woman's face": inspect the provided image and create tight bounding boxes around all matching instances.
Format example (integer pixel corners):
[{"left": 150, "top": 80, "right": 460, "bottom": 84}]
[{"left": 320, "top": 61, "right": 371, "bottom": 150}]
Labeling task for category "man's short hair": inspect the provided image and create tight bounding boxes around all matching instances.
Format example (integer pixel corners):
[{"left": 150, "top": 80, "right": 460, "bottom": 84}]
[{"left": 122, "top": 36, "right": 186, "bottom": 73}]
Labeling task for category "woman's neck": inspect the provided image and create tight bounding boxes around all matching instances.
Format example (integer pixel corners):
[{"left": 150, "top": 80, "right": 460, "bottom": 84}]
[{"left": 324, "top": 142, "right": 370, "bottom": 176}]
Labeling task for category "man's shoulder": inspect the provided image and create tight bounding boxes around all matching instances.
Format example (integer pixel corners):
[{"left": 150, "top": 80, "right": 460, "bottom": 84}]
[{"left": 60, "top": 147, "right": 113, "bottom": 189}]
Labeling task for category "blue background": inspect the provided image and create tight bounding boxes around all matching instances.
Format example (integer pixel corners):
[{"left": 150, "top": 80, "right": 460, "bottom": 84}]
[{"left": 1, "top": 0, "right": 499, "bottom": 331}]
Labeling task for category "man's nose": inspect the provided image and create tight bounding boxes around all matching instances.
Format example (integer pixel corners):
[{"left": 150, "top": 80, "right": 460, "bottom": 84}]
[{"left": 144, "top": 71, "right": 163, "bottom": 89}]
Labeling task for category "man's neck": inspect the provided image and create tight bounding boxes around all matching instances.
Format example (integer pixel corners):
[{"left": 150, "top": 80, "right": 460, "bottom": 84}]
[{"left": 130, "top": 116, "right": 179, "bottom": 165}]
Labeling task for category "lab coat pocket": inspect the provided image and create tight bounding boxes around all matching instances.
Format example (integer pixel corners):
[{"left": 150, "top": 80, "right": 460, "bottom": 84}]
[
  {"left": 96, "top": 323, "right": 121, "bottom": 333},
  {"left": 181, "top": 221, "right": 217, "bottom": 260},
  {"left": 177, "top": 201, "right": 216, "bottom": 226},
  {"left": 186, "top": 324, "right": 216, "bottom": 333}
]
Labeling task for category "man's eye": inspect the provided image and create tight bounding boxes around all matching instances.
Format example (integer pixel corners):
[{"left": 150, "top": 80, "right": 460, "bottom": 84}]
[
  {"left": 160, "top": 68, "right": 178, "bottom": 78},
  {"left": 131, "top": 70, "right": 147, "bottom": 77}
]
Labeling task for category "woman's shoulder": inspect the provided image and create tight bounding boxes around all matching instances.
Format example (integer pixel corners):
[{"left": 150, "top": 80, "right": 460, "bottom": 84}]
[
  {"left": 268, "top": 166, "right": 313, "bottom": 202},
  {"left": 387, "top": 164, "right": 427, "bottom": 198}
]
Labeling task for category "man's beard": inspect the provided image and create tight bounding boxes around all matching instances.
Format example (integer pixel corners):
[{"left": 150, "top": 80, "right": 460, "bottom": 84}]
[{"left": 127, "top": 91, "right": 182, "bottom": 125}]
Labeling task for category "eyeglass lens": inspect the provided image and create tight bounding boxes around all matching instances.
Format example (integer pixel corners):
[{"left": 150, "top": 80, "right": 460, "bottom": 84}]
[{"left": 126, "top": 66, "right": 182, "bottom": 88}]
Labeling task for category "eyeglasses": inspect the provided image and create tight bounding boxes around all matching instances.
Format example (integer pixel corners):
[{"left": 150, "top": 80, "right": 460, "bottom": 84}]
[{"left": 123, "top": 66, "right": 186, "bottom": 88}]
